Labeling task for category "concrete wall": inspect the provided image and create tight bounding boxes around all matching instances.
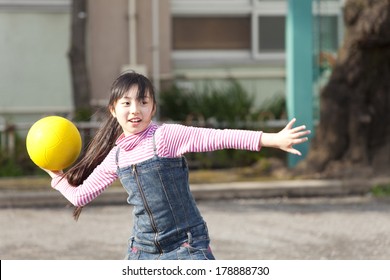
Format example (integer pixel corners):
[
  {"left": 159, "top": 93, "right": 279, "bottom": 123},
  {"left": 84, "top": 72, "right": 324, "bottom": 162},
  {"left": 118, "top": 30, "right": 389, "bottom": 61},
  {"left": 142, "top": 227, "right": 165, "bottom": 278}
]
[
  {"left": 88, "top": 0, "right": 172, "bottom": 106},
  {"left": 87, "top": 0, "right": 128, "bottom": 106}
]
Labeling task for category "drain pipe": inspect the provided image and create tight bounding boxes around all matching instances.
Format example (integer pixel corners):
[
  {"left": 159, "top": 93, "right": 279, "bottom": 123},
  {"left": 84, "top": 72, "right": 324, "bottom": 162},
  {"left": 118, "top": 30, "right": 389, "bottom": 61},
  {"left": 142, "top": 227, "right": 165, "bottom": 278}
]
[
  {"left": 151, "top": 0, "right": 160, "bottom": 120},
  {"left": 129, "top": 0, "right": 137, "bottom": 65},
  {"left": 123, "top": 0, "right": 146, "bottom": 75}
]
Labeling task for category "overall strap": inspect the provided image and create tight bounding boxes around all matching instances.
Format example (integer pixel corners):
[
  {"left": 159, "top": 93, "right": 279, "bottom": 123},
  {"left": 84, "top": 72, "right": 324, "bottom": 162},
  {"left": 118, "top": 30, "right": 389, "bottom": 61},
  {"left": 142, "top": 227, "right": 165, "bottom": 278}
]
[
  {"left": 115, "top": 146, "right": 120, "bottom": 166},
  {"left": 152, "top": 132, "right": 157, "bottom": 156}
]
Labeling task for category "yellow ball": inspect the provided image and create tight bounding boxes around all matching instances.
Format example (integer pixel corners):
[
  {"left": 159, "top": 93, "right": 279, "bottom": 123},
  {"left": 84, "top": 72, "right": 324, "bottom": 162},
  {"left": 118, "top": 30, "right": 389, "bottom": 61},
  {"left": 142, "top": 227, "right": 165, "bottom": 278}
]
[{"left": 26, "top": 116, "right": 82, "bottom": 171}]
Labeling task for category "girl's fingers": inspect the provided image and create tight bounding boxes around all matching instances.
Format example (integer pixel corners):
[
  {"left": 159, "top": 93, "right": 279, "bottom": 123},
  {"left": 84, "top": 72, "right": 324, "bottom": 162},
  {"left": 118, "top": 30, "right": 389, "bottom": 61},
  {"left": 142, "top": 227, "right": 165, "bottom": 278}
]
[
  {"left": 287, "top": 148, "right": 302, "bottom": 156},
  {"left": 285, "top": 118, "right": 297, "bottom": 129},
  {"left": 295, "top": 137, "right": 309, "bottom": 144},
  {"left": 291, "top": 125, "right": 307, "bottom": 133},
  {"left": 293, "top": 130, "right": 311, "bottom": 139}
]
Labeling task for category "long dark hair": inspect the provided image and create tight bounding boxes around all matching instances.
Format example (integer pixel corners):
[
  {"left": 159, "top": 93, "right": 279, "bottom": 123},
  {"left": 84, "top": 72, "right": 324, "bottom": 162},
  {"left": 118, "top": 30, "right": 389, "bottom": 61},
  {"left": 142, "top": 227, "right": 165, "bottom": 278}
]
[{"left": 65, "top": 72, "right": 156, "bottom": 220}]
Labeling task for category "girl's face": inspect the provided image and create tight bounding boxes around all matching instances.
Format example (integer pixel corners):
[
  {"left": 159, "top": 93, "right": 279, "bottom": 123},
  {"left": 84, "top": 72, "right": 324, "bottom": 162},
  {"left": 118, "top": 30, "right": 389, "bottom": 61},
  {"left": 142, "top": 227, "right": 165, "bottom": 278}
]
[{"left": 110, "top": 86, "right": 156, "bottom": 136}]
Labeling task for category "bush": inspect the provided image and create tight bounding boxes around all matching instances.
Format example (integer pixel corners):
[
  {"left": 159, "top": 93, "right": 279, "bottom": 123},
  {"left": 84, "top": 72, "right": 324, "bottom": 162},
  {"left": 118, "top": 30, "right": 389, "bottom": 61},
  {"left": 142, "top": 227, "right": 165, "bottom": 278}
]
[
  {"left": 0, "top": 132, "right": 42, "bottom": 177},
  {"left": 371, "top": 184, "right": 390, "bottom": 197}
]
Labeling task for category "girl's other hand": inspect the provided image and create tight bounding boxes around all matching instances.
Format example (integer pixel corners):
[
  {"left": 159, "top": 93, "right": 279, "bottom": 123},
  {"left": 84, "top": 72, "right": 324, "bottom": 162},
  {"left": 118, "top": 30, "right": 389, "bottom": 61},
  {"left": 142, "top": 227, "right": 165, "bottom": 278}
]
[
  {"left": 41, "top": 168, "right": 64, "bottom": 178},
  {"left": 260, "top": 118, "right": 311, "bottom": 155}
]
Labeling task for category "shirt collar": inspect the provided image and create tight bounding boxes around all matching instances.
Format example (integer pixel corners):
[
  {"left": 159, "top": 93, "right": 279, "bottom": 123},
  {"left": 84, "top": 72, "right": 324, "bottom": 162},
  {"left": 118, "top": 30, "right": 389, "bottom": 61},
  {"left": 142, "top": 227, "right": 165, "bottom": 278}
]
[{"left": 115, "top": 122, "right": 157, "bottom": 151}]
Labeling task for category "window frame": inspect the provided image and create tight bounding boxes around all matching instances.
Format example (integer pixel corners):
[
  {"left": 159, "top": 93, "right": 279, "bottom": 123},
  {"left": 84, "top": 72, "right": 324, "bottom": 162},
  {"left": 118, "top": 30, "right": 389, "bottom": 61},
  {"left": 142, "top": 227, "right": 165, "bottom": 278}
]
[
  {"left": 0, "top": 0, "right": 70, "bottom": 12},
  {"left": 251, "top": 1, "right": 287, "bottom": 61},
  {"left": 171, "top": 0, "right": 343, "bottom": 64}
]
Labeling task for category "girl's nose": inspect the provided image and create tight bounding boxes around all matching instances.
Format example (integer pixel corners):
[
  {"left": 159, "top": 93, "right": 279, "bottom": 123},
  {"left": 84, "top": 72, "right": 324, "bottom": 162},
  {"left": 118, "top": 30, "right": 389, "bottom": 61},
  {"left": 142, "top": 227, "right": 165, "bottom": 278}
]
[{"left": 130, "top": 102, "right": 139, "bottom": 114}]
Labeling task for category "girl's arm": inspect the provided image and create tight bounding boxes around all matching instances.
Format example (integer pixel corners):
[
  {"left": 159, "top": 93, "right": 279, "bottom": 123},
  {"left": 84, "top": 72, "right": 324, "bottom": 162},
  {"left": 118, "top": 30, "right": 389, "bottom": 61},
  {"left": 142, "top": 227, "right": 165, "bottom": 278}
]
[
  {"left": 159, "top": 118, "right": 310, "bottom": 156},
  {"left": 260, "top": 118, "right": 310, "bottom": 156},
  {"left": 41, "top": 150, "right": 118, "bottom": 207},
  {"left": 160, "top": 124, "right": 263, "bottom": 156}
]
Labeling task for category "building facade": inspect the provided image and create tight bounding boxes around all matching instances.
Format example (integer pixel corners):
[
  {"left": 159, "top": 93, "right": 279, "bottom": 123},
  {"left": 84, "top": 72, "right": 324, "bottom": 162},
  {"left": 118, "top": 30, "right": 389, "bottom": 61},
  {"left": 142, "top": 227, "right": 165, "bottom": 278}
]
[{"left": 0, "top": 0, "right": 343, "bottom": 125}]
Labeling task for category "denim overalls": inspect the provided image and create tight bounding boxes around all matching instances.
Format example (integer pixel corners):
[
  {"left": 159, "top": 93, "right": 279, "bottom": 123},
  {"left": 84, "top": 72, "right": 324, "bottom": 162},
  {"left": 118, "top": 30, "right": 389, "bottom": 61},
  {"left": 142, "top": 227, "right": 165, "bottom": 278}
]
[{"left": 116, "top": 134, "right": 215, "bottom": 260}]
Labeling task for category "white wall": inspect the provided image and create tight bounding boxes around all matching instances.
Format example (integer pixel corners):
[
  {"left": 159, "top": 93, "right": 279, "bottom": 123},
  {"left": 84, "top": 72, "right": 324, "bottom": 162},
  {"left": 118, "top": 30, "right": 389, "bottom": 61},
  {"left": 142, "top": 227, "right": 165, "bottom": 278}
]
[{"left": 0, "top": 11, "right": 72, "bottom": 123}]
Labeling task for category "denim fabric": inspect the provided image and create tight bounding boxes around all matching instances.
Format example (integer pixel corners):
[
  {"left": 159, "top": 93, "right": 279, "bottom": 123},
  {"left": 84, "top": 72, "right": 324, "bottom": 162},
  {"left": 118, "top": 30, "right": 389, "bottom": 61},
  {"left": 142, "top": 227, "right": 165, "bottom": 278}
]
[
  {"left": 116, "top": 137, "right": 214, "bottom": 260},
  {"left": 125, "top": 224, "right": 215, "bottom": 260}
]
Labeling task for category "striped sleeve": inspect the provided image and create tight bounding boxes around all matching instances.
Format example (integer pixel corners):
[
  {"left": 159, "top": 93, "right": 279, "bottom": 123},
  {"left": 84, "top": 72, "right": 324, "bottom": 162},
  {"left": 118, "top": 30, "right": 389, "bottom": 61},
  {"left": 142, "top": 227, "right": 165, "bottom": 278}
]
[
  {"left": 157, "top": 124, "right": 262, "bottom": 157},
  {"left": 51, "top": 148, "right": 118, "bottom": 207}
]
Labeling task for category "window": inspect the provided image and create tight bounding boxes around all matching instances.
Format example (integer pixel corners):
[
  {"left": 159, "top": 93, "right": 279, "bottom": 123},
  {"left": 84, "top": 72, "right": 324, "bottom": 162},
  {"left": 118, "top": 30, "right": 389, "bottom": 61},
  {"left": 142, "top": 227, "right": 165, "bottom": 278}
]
[
  {"left": 172, "top": 17, "right": 251, "bottom": 50},
  {"left": 258, "top": 16, "right": 285, "bottom": 52},
  {"left": 171, "top": 0, "right": 342, "bottom": 63},
  {"left": 315, "top": 15, "right": 339, "bottom": 52}
]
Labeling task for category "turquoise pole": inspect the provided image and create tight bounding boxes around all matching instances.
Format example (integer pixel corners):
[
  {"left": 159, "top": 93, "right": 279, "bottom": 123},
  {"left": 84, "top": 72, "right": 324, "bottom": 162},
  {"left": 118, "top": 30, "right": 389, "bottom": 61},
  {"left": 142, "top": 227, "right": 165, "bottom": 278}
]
[{"left": 286, "top": 0, "right": 314, "bottom": 167}]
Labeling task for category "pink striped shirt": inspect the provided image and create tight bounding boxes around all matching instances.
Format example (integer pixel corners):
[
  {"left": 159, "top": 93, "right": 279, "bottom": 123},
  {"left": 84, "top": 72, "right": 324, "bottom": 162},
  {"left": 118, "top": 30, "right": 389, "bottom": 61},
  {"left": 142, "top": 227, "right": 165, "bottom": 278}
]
[{"left": 51, "top": 122, "right": 262, "bottom": 206}]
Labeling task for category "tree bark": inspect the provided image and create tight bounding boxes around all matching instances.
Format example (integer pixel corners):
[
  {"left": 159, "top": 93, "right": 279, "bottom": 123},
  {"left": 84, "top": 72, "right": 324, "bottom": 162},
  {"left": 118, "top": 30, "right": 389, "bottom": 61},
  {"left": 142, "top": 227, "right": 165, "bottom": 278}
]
[
  {"left": 68, "top": 0, "right": 91, "bottom": 121},
  {"left": 297, "top": 0, "right": 390, "bottom": 178}
]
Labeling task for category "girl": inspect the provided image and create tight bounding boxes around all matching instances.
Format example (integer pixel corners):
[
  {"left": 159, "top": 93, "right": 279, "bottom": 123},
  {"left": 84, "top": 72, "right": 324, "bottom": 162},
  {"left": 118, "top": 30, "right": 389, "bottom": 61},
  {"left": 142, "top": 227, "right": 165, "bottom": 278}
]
[{"left": 44, "top": 72, "right": 310, "bottom": 260}]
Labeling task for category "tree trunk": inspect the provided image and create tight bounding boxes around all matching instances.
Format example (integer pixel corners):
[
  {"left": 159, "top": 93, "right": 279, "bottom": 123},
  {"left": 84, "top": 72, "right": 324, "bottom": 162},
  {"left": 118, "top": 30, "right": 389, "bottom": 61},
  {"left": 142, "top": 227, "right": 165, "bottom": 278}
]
[
  {"left": 68, "top": 0, "right": 91, "bottom": 121},
  {"left": 297, "top": 0, "right": 390, "bottom": 178}
]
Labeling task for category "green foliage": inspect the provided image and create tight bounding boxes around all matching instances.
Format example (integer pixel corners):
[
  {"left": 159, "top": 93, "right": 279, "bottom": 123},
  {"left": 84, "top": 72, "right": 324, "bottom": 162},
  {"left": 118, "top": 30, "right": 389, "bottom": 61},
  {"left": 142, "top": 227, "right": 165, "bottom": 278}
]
[
  {"left": 190, "top": 149, "right": 264, "bottom": 169},
  {"left": 73, "top": 107, "right": 93, "bottom": 122},
  {"left": 371, "top": 184, "right": 390, "bottom": 197},
  {"left": 258, "top": 95, "right": 286, "bottom": 121},
  {"left": 160, "top": 80, "right": 258, "bottom": 124},
  {"left": 159, "top": 85, "right": 192, "bottom": 122},
  {"left": 191, "top": 81, "right": 254, "bottom": 123},
  {"left": 161, "top": 80, "right": 286, "bottom": 124},
  {"left": 0, "top": 154, "right": 24, "bottom": 176},
  {"left": 0, "top": 133, "right": 41, "bottom": 177}
]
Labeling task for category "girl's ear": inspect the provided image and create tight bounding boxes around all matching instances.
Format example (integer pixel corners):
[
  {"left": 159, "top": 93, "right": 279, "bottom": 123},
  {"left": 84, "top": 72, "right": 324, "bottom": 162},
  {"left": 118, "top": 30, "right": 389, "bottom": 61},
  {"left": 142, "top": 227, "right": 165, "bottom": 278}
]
[
  {"left": 110, "top": 106, "right": 116, "bottom": 118},
  {"left": 152, "top": 104, "right": 157, "bottom": 117}
]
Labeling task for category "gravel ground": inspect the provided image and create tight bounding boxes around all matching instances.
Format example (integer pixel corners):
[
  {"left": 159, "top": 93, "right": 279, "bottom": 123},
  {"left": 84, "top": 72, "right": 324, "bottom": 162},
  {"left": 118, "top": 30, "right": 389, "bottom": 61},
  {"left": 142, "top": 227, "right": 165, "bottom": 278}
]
[{"left": 1, "top": 195, "right": 390, "bottom": 260}]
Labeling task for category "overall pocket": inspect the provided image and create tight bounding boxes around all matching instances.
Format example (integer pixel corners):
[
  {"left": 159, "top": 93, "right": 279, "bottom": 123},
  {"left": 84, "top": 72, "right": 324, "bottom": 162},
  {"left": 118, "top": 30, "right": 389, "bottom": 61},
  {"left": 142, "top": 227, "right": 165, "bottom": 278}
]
[{"left": 176, "top": 239, "right": 215, "bottom": 260}]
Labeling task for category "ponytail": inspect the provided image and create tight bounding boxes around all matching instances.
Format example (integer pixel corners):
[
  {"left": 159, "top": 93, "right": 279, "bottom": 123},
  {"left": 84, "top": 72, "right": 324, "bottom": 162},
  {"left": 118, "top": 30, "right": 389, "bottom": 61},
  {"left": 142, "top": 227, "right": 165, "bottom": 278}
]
[{"left": 65, "top": 111, "right": 122, "bottom": 220}]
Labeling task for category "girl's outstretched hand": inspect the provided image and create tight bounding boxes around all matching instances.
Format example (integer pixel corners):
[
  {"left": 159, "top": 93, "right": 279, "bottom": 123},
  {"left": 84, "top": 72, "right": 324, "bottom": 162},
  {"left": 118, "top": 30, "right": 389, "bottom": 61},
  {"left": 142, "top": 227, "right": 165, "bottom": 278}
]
[{"left": 260, "top": 118, "right": 311, "bottom": 156}]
